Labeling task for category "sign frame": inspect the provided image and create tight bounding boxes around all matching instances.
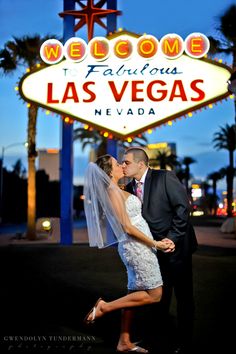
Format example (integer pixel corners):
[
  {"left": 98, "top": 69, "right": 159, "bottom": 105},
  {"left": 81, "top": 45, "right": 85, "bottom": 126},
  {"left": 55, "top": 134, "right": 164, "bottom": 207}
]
[{"left": 19, "top": 30, "right": 232, "bottom": 139}]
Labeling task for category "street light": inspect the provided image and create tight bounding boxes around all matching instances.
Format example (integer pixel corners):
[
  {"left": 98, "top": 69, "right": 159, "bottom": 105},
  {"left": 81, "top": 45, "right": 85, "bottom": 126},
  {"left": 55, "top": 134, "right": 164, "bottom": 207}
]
[{"left": 0, "top": 142, "right": 28, "bottom": 223}]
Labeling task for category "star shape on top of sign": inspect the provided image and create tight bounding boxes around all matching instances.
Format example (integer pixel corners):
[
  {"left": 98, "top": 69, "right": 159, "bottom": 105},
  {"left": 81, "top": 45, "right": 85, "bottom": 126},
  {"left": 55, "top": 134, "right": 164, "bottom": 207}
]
[
  {"left": 59, "top": 0, "right": 121, "bottom": 41},
  {"left": 19, "top": 31, "right": 232, "bottom": 139}
]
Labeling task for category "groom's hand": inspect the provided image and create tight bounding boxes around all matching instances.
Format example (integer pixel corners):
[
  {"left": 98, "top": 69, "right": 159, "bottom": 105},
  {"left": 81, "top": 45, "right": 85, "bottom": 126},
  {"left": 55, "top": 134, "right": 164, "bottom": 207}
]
[{"left": 161, "top": 238, "right": 175, "bottom": 253}]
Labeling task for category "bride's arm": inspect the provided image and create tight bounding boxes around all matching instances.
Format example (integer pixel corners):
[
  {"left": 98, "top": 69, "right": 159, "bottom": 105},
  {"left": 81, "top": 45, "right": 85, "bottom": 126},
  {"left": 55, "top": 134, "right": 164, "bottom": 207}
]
[{"left": 109, "top": 188, "right": 170, "bottom": 250}]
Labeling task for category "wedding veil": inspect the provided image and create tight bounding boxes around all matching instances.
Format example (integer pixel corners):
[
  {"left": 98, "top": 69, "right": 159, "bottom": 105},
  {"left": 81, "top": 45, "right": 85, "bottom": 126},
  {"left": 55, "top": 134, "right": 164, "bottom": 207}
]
[{"left": 83, "top": 162, "right": 128, "bottom": 248}]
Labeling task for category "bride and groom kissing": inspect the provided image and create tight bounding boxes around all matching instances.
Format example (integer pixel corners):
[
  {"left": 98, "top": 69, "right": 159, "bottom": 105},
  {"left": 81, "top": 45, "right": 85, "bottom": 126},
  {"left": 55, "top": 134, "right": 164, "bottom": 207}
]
[{"left": 83, "top": 147, "right": 197, "bottom": 354}]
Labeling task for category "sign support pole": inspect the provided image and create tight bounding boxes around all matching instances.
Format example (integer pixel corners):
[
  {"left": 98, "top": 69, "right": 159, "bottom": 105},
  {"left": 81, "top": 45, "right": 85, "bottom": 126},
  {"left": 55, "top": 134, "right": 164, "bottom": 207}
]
[
  {"left": 106, "top": 0, "right": 118, "bottom": 159},
  {"left": 106, "top": 0, "right": 118, "bottom": 245},
  {"left": 60, "top": 0, "right": 75, "bottom": 245}
]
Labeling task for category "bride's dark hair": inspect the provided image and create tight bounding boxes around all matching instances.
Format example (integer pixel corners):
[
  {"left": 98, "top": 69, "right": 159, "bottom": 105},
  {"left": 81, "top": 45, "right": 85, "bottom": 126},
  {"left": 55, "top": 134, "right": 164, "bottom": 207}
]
[{"left": 96, "top": 154, "right": 113, "bottom": 178}]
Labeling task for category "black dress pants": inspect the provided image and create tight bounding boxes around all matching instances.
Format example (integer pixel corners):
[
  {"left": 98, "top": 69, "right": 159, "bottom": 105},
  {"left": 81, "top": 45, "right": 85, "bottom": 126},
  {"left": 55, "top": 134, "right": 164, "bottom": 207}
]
[{"left": 157, "top": 250, "right": 195, "bottom": 349}]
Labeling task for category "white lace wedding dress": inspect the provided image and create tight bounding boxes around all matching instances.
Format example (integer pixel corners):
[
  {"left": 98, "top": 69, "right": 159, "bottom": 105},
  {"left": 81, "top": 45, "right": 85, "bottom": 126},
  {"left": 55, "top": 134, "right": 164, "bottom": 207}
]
[{"left": 118, "top": 194, "right": 163, "bottom": 291}]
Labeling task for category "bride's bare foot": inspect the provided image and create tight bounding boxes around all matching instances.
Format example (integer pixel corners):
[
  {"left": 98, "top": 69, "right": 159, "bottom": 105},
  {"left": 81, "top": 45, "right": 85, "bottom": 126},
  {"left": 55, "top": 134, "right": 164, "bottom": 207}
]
[
  {"left": 84, "top": 298, "right": 106, "bottom": 324},
  {"left": 117, "top": 341, "right": 135, "bottom": 352}
]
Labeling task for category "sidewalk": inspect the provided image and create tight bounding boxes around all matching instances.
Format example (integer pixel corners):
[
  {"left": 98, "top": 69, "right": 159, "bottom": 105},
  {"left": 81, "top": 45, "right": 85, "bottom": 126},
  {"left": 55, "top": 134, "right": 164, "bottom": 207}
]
[
  {"left": 194, "top": 225, "right": 236, "bottom": 248},
  {"left": 0, "top": 225, "right": 236, "bottom": 248}
]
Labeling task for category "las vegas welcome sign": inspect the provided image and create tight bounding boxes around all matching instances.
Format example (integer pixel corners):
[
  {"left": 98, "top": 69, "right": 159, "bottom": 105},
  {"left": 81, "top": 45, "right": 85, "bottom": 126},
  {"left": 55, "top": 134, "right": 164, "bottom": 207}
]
[{"left": 19, "top": 31, "right": 232, "bottom": 138}]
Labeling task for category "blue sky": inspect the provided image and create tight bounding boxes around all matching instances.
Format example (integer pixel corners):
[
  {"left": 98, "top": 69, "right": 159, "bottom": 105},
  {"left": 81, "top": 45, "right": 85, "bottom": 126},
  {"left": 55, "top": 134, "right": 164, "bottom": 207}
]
[{"left": 0, "top": 0, "right": 235, "bottom": 188}]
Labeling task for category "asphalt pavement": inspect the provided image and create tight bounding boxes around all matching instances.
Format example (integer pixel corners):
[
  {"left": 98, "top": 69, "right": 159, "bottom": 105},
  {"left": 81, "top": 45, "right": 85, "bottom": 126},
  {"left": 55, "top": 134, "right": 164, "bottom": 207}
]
[{"left": 0, "top": 221, "right": 236, "bottom": 354}]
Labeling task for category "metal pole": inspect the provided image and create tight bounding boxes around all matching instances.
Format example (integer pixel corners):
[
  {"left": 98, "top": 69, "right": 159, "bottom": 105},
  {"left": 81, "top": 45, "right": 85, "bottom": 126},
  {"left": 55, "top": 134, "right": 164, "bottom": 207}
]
[
  {"left": 107, "top": 0, "right": 117, "bottom": 33},
  {"left": 106, "top": 0, "right": 118, "bottom": 245},
  {"left": 106, "top": 0, "right": 118, "bottom": 159},
  {"left": 60, "top": 0, "right": 75, "bottom": 245}
]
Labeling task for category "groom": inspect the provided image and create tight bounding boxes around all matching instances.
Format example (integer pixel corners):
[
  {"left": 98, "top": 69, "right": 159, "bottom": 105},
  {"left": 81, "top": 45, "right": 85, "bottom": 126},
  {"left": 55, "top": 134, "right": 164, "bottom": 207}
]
[{"left": 122, "top": 147, "right": 198, "bottom": 354}]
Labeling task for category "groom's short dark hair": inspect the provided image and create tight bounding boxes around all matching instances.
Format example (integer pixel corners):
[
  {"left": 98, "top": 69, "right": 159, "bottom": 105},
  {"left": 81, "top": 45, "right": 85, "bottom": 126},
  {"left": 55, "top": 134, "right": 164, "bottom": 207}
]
[{"left": 125, "top": 147, "right": 149, "bottom": 166}]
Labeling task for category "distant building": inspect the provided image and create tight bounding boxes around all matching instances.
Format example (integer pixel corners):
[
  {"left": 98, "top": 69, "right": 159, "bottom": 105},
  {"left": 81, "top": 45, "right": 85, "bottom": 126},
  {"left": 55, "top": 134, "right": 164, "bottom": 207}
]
[
  {"left": 37, "top": 149, "right": 60, "bottom": 181},
  {"left": 144, "top": 142, "right": 177, "bottom": 170},
  {"left": 146, "top": 142, "right": 176, "bottom": 156}
]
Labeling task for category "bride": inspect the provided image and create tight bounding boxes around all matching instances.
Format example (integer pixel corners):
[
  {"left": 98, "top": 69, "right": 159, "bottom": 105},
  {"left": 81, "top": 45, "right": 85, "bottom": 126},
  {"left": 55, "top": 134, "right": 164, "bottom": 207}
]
[{"left": 83, "top": 154, "right": 174, "bottom": 353}]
